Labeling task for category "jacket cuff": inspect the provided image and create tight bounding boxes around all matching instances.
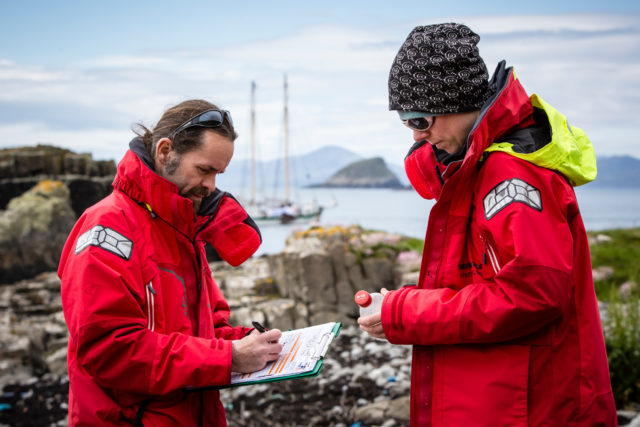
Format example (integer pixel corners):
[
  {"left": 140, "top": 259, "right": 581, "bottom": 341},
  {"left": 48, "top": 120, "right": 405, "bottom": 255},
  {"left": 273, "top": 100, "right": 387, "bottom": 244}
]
[
  {"left": 382, "top": 286, "right": 414, "bottom": 345},
  {"left": 198, "top": 193, "right": 262, "bottom": 266},
  {"left": 211, "top": 337, "right": 234, "bottom": 385}
]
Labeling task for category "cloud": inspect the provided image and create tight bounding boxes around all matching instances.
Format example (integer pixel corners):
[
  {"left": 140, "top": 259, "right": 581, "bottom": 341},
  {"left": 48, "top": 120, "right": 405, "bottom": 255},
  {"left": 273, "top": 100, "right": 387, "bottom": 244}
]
[
  {"left": 0, "top": 100, "right": 131, "bottom": 130},
  {"left": 0, "top": 13, "right": 639, "bottom": 166}
]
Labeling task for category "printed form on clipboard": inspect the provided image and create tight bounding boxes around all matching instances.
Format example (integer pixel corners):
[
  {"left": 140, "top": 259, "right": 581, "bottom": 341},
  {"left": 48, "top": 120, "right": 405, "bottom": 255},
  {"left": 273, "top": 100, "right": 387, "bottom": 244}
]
[{"left": 230, "top": 321, "right": 342, "bottom": 387}]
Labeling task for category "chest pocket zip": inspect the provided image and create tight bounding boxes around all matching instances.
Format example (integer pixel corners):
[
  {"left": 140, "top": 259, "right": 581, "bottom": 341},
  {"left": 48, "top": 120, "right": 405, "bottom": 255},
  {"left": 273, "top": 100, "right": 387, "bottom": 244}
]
[
  {"left": 481, "top": 235, "right": 502, "bottom": 275},
  {"left": 145, "top": 282, "right": 156, "bottom": 332}
]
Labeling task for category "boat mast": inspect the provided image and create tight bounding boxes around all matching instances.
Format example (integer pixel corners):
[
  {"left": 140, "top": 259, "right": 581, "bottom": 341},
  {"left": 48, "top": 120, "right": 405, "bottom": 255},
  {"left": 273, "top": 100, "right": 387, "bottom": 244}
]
[
  {"left": 250, "top": 81, "right": 256, "bottom": 205},
  {"left": 283, "top": 74, "right": 290, "bottom": 203}
]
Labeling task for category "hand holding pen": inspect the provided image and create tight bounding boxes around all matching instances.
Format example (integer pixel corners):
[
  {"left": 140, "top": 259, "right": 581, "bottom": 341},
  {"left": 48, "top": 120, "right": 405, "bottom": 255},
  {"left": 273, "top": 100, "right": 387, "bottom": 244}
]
[
  {"left": 252, "top": 321, "right": 267, "bottom": 333},
  {"left": 231, "top": 321, "right": 282, "bottom": 373}
]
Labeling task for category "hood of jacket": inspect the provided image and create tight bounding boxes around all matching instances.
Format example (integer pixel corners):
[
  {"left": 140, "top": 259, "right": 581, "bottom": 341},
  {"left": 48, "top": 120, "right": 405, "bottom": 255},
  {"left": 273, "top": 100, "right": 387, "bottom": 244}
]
[
  {"left": 485, "top": 94, "right": 597, "bottom": 186},
  {"left": 113, "top": 137, "right": 196, "bottom": 234},
  {"left": 404, "top": 61, "right": 596, "bottom": 200},
  {"left": 113, "top": 137, "right": 261, "bottom": 266}
]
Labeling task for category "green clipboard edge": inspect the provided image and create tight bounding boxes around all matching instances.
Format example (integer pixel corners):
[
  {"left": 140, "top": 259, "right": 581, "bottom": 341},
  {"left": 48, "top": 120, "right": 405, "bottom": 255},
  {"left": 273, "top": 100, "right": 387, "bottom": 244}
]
[{"left": 221, "top": 321, "right": 342, "bottom": 389}]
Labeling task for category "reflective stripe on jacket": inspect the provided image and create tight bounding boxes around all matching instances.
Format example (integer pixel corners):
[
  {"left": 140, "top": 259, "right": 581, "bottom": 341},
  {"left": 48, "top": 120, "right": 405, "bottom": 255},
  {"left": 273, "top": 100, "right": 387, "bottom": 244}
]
[
  {"left": 58, "top": 138, "right": 260, "bottom": 426},
  {"left": 382, "top": 62, "right": 617, "bottom": 426}
]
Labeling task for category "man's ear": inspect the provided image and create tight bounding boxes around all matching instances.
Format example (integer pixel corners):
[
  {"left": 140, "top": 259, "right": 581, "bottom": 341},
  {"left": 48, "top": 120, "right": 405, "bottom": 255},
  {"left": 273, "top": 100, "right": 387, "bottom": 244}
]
[{"left": 155, "top": 137, "right": 173, "bottom": 168}]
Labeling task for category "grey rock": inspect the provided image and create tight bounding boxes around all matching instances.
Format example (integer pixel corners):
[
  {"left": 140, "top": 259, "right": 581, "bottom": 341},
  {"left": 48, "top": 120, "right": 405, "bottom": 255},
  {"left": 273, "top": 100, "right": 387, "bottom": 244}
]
[
  {"left": 593, "top": 265, "right": 614, "bottom": 282},
  {"left": 386, "top": 395, "right": 411, "bottom": 421},
  {"left": 0, "top": 146, "right": 115, "bottom": 217},
  {"left": 63, "top": 153, "right": 93, "bottom": 176},
  {"left": 0, "top": 182, "right": 76, "bottom": 283},
  {"left": 354, "top": 399, "right": 389, "bottom": 424}
]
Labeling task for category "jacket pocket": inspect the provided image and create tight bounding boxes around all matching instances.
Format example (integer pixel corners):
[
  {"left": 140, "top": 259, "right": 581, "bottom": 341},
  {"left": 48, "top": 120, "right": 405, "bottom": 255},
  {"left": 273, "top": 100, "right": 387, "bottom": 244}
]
[
  {"left": 153, "top": 263, "right": 193, "bottom": 334},
  {"left": 432, "top": 343, "right": 530, "bottom": 427},
  {"left": 480, "top": 234, "right": 502, "bottom": 277},
  {"left": 145, "top": 282, "right": 156, "bottom": 332}
]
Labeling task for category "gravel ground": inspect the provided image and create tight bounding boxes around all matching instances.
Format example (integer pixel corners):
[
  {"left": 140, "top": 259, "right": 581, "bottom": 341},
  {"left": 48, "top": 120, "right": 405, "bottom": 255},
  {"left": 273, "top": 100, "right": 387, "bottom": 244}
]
[
  {"left": 3, "top": 325, "right": 636, "bottom": 426},
  {"left": 220, "top": 326, "right": 412, "bottom": 426},
  {"left": 0, "top": 326, "right": 412, "bottom": 426}
]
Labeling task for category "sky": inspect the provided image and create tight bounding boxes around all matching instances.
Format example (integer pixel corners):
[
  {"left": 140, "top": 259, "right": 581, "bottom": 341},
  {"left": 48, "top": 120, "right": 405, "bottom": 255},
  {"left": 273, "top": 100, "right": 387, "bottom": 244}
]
[{"left": 1, "top": 1, "right": 640, "bottom": 167}]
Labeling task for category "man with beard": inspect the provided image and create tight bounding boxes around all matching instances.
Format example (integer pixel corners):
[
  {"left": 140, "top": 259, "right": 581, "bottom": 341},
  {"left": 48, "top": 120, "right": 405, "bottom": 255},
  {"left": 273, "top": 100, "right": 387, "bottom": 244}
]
[
  {"left": 59, "top": 99, "right": 282, "bottom": 426},
  {"left": 358, "top": 23, "right": 616, "bottom": 426}
]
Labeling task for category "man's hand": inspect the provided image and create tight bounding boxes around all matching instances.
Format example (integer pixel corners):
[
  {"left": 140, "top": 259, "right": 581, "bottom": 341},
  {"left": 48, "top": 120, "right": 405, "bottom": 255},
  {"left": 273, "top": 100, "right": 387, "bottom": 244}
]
[
  {"left": 358, "top": 288, "right": 389, "bottom": 340},
  {"left": 231, "top": 329, "right": 283, "bottom": 373}
]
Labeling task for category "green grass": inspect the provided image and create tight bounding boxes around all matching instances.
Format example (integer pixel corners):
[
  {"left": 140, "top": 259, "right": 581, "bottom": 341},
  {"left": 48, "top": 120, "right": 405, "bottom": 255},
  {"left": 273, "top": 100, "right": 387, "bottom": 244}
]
[
  {"left": 605, "top": 295, "right": 640, "bottom": 409},
  {"left": 395, "top": 237, "right": 424, "bottom": 254},
  {"left": 587, "top": 228, "right": 640, "bottom": 409},
  {"left": 588, "top": 228, "right": 640, "bottom": 301}
]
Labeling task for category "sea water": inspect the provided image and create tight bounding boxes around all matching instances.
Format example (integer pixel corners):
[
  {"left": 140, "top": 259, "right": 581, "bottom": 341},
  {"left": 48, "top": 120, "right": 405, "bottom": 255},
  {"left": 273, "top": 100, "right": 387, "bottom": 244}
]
[{"left": 223, "top": 186, "right": 640, "bottom": 256}]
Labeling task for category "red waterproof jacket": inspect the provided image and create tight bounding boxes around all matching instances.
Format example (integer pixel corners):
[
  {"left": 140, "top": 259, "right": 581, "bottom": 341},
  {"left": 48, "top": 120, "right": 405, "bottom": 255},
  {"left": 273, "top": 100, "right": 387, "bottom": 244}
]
[
  {"left": 382, "top": 62, "right": 617, "bottom": 426},
  {"left": 58, "top": 138, "right": 261, "bottom": 426}
]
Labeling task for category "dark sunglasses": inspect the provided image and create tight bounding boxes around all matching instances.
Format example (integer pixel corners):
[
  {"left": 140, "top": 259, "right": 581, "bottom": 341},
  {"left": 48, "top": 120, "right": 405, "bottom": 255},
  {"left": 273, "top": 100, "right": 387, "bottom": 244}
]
[
  {"left": 168, "top": 109, "right": 233, "bottom": 139},
  {"left": 402, "top": 115, "right": 436, "bottom": 132}
]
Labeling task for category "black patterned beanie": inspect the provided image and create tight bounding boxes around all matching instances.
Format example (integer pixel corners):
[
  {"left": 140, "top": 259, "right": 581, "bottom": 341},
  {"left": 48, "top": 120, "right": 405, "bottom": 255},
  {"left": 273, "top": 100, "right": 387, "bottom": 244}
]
[{"left": 388, "top": 23, "right": 490, "bottom": 115}]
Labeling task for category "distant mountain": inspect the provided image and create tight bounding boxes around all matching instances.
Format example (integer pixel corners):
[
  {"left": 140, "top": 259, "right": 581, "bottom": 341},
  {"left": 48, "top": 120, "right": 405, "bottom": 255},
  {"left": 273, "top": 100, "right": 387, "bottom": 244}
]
[
  {"left": 216, "top": 145, "right": 364, "bottom": 190},
  {"left": 314, "top": 157, "right": 404, "bottom": 188},
  {"left": 216, "top": 146, "right": 640, "bottom": 191},
  {"left": 388, "top": 162, "right": 409, "bottom": 186},
  {"left": 591, "top": 155, "right": 640, "bottom": 188}
]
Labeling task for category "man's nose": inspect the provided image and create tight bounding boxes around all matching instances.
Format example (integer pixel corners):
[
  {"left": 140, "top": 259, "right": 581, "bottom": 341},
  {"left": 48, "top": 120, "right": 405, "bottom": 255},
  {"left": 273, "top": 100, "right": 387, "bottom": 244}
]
[
  {"left": 202, "top": 174, "right": 216, "bottom": 193},
  {"left": 413, "top": 129, "right": 429, "bottom": 142}
]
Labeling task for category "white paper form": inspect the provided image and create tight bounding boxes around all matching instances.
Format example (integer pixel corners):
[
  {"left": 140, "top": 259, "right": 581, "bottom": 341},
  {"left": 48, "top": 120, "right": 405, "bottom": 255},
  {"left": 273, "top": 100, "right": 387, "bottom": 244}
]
[{"left": 230, "top": 322, "right": 337, "bottom": 384}]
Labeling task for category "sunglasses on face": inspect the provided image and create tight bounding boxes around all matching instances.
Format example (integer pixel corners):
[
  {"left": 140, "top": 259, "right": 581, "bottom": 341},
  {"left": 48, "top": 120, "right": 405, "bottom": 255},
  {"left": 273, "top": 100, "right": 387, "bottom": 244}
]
[
  {"left": 402, "top": 115, "right": 436, "bottom": 132},
  {"left": 168, "top": 109, "right": 233, "bottom": 139}
]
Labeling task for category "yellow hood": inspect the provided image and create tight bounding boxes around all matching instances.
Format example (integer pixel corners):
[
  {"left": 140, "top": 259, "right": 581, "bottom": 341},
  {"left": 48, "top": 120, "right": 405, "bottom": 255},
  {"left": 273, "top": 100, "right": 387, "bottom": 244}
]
[{"left": 484, "top": 94, "right": 597, "bottom": 187}]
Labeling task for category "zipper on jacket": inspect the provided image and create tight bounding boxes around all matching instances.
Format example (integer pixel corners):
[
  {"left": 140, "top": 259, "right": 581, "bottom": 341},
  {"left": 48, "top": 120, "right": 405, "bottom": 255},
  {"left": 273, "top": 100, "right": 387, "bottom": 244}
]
[
  {"left": 481, "top": 235, "right": 502, "bottom": 275},
  {"left": 193, "top": 213, "right": 216, "bottom": 292},
  {"left": 145, "top": 282, "right": 156, "bottom": 332}
]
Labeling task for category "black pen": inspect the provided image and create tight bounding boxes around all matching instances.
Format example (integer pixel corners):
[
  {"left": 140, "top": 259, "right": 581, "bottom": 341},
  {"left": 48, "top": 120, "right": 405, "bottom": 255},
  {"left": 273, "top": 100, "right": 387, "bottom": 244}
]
[{"left": 252, "top": 321, "right": 267, "bottom": 333}]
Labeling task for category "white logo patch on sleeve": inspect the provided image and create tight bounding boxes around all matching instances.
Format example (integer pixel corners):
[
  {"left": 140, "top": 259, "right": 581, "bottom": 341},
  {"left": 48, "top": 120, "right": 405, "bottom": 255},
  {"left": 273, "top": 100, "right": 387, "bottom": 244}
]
[
  {"left": 75, "top": 225, "right": 133, "bottom": 260},
  {"left": 483, "top": 178, "right": 542, "bottom": 220}
]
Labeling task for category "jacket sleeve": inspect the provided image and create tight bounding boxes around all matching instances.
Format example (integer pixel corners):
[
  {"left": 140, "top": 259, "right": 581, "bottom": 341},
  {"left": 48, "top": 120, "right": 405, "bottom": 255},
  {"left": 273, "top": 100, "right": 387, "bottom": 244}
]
[
  {"left": 382, "top": 154, "right": 576, "bottom": 345},
  {"left": 198, "top": 190, "right": 262, "bottom": 267},
  {"left": 60, "top": 209, "right": 234, "bottom": 396}
]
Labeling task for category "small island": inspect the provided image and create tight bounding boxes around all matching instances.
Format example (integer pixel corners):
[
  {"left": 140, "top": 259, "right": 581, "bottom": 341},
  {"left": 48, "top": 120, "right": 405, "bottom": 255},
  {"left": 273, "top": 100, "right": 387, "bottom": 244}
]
[{"left": 312, "top": 157, "right": 404, "bottom": 189}]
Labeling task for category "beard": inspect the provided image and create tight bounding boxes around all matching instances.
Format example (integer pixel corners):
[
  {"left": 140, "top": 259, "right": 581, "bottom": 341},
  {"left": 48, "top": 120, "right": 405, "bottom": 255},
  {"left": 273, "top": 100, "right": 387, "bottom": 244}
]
[
  {"left": 185, "top": 187, "right": 210, "bottom": 213},
  {"left": 160, "top": 152, "right": 210, "bottom": 213}
]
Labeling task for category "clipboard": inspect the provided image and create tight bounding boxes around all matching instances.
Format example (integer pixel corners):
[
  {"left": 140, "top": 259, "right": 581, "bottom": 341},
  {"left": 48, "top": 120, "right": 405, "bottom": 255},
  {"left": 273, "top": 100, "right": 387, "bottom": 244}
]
[{"left": 224, "top": 321, "right": 342, "bottom": 388}]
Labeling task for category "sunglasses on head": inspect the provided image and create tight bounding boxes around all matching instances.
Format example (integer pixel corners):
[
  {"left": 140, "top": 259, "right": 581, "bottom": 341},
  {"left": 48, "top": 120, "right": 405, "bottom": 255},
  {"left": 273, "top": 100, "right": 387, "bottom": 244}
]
[
  {"left": 402, "top": 115, "right": 436, "bottom": 132},
  {"left": 168, "top": 109, "right": 233, "bottom": 139}
]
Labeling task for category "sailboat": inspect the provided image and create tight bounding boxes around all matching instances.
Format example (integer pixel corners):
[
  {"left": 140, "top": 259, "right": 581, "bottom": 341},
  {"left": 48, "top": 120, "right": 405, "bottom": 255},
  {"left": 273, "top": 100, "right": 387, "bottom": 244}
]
[{"left": 245, "top": 75, "right": 324, "bottom": 225}]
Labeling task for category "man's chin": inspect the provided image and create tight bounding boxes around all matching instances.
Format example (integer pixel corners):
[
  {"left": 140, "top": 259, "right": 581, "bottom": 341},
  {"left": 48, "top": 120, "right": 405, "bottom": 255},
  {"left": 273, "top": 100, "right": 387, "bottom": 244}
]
[
  {"left": 191, "top": 199, "right": 202, "bottom": 213},
  {"left": 183, "top": 195, "right": 202, "bottom": 213}
]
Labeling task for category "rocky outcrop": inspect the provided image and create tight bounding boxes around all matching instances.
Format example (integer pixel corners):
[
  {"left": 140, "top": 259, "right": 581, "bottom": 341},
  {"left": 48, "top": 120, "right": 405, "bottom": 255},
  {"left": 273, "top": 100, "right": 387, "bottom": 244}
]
[
  {"left": 214, "top": 225, "right": 418, "bottom": 330},
  {"left": 0, "top": 145, "right": 115, "bottom": 217},
  {"left": 315, "top": 157, "right": 404, "bottom": 188},
  {"left": 0, "top": 272, "right": 67, "bottom": 386},
  {"left": 0, "top": 181, "right": 77, "bottom": 283}
]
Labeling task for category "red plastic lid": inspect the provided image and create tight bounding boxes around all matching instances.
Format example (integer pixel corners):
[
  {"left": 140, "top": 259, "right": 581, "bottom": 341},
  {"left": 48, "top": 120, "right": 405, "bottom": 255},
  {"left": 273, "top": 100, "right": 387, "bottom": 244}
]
[{"left": 355, "top": 290, "right": 372, "bottom": 307}]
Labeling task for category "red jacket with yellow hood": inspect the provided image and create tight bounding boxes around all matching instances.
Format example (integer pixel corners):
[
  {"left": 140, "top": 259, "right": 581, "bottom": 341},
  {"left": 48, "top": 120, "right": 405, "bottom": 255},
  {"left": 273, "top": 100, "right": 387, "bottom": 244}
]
[{"left": 382, "top": 62, "right": 616, "bottom": 426}]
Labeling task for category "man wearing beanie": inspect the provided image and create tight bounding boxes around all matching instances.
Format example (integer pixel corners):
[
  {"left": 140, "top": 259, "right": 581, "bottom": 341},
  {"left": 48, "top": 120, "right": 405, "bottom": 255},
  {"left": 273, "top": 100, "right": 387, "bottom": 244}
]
[{"left": 358, "top": 23, "right": 616, "bottom": 426}]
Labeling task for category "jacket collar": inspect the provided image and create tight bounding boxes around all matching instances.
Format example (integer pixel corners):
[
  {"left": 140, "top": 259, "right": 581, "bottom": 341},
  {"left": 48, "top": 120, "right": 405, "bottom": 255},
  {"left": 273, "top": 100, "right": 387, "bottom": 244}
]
[
  {"left": 113, "top": 137, "right": 196, "bottom": 236},
  {"left": 463, "top": 61, "right": 535, "bottom": 170}
]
